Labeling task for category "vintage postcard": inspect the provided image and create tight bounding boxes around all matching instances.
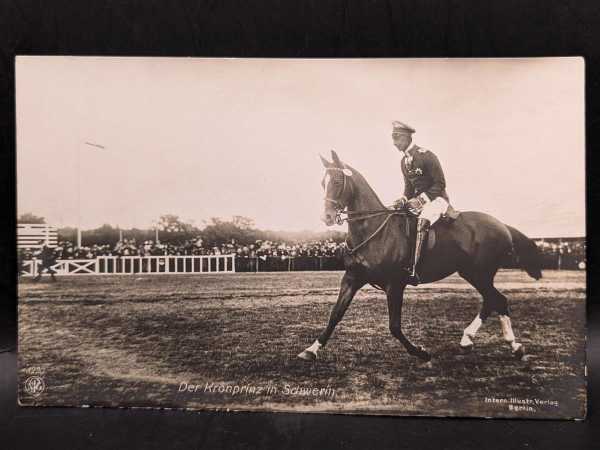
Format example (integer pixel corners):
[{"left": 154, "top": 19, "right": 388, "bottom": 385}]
[{"left": 17, "top": 57, "right": 586, "bottom": 419}]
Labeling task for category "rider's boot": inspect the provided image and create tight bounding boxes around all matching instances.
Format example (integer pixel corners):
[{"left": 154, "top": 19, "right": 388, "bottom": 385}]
[{"left": 407, "top": 218, "right": 430, "bottom": 286}]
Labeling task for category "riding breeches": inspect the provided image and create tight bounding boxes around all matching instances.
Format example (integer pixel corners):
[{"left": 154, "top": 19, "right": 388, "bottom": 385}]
[{"left": 419, "top": 197, "right": 449, "bottom": 225}]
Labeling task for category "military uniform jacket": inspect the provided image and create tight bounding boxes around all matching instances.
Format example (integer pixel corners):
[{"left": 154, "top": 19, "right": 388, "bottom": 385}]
[{"left": 401, "top": 145, "right": 449, "bottom": 202}]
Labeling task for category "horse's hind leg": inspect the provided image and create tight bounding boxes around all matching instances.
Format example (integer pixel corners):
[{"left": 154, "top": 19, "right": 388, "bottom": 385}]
[
  {"left": 489, "top": 286, "right": 524, "bottom": 358},
  {"left": 460, "top": 270, "right": 524, "bottom": 358},
  {"left": 458, "top": 271, "right": 490, "bottom": 350},
  {"left": 460, "top": 314, "right": 482, "bottom": 349},
  {"left": 479, "top": 282, "right": 524, "bottom": 358}
]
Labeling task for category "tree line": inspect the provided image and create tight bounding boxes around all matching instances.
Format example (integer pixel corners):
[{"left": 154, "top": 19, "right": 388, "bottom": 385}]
[{"left": 17, "top": 213, "right": 345, "bottom": 247}]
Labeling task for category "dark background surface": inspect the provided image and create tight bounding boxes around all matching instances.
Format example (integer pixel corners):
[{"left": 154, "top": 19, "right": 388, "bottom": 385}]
[{"left": 1, "top": 0, "right": 599, "bottom": 448}]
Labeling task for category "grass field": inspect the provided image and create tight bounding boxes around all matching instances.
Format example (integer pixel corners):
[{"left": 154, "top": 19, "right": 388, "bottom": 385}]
[{"left": 18, "top": 270, "right": 586, "bottom": 418}]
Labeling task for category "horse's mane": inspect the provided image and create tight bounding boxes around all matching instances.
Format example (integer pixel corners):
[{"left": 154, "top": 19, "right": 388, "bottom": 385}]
[{"left": 344, "top": 163, "right": 387, "bottom": 210}]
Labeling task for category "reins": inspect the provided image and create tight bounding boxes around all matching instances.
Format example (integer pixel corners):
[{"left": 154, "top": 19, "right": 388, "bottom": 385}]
[
  {"left": 343, "top": 211, "right": 407, "bottom": 254},
  {"left": 346, "top": 209, "right": 407, "bottom": 220},
  {"left": 324, "top": 166, "right": 410, "bottom": 255}
]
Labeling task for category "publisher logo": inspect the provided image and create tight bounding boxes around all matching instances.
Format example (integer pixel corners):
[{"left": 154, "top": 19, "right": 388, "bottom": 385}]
[{"left": 24, "top": 376, "right": 45, "bottom": 397}]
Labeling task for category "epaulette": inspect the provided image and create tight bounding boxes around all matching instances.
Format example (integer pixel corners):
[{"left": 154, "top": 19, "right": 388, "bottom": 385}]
[{"left": 417, "top": 147, "right": 428, "bottom": 153}]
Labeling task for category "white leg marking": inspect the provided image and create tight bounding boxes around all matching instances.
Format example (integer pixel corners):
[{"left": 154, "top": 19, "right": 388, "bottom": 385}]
[
  {"left": 465, "top": 315, "right": 483, "bottom": 336},
  {"left": 306, "top": 339, "right": 323, "bottom": 355},
  {"left": 461, "top": 315, "right": 482, "bottom": 347},
  {"left": 499, "top": 315, "right": 515, "bottom": 342},
  {"left": 499, "top": 315, "right": 522, "bottom": 353},
  {"left": 460, "top": 334, "right": 474, "bottom": 347},
  {"left": 510, "top": 341, "right": 522, "bottom": 353}
]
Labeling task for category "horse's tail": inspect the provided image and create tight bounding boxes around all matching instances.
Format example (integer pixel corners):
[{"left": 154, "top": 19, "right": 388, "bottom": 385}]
[{"left": 506, "top": 225, "right": 542, "bottom": 280}]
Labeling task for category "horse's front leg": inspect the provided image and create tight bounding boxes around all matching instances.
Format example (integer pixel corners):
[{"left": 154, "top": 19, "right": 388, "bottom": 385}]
[
  {"left": 298, "top": 272, "right": 363, "bottom": 361},
  {"left": 387, "top": 282, "right": 431, "bottom": 362}
]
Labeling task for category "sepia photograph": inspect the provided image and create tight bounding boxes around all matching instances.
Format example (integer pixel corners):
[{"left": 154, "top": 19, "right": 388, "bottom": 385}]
[{"left": 16, "top": 56, "right": 586, "bottom": 419}]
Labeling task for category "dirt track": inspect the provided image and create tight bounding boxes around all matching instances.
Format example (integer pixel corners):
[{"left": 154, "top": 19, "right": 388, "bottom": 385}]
[{"left": 18, "top": 270, "right": 586, "bottom": 418}]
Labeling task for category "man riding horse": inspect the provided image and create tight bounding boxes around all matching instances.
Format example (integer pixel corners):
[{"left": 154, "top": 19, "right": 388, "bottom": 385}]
[
  {"left": 299, "top": 144, "right": 541, "bottom": 363},
  {"left": 391, "top": 121, "right": 450, "bottom": 286}
]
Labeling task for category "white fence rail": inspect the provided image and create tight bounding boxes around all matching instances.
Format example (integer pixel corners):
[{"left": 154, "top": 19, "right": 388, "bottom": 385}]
[{"left": 21, "top": 255, "right": 236, "bottom": 276}]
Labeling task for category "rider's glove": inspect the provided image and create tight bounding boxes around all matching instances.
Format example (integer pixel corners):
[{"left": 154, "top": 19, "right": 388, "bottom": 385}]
[
  {"left": 392, "top": 196, "right": 408, "bottom": 209},
  {"left": 407, "top": 194, "right": 429, "bottom": 215}
]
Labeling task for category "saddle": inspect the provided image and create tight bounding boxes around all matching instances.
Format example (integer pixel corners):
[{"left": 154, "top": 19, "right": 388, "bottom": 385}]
[
  {"left": 406, "top": 205, "right": 460, "bottom": 251},
  {"left": 443, "top": 205, "right": 461, "bottom": 221}
]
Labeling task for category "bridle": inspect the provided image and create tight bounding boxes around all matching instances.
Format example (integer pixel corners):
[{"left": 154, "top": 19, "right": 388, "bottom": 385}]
[
  {"left": 323, "top": 167, "right": 409, "bottom": 254},
  {"left": 323, "top": 168, "right": 353, "bottom": 225}
]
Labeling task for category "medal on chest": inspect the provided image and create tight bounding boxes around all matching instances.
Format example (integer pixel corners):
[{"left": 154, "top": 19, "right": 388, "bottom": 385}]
[{"left": 405, "top": 157, "right": 423, "bottom": 176}]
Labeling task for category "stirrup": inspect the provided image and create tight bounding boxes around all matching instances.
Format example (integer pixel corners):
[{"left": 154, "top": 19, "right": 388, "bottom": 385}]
[
  {"left": 402, "top": 267, "right": 420, "bottom": 286},
  {"left": 406, "top": 272, "right": 420, "bottom": 286}
]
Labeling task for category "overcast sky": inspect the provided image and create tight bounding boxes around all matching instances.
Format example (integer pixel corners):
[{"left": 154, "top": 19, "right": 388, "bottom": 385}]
[{"left": 16, "top": 57, "right": 584, "bottom": 237}]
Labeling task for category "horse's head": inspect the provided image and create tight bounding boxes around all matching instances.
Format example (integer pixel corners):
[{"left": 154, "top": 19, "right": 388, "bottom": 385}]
[{"left": 320, "top": 150, "right": 355, "bottom": 226}]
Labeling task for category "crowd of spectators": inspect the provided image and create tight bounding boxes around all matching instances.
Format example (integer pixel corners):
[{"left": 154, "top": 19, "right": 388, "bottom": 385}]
[
  {"left": 19, "top": 237, "right": 585, "bottom": 270},
  {"left": 533, "top": 239, "right": 586, "bottom": 270},
  {"left": 20, "top": 237, "right": 346, "bottom": 260}
]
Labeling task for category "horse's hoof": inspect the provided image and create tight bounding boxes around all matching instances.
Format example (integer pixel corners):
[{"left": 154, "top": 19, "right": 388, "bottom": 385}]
[
  {"left": 413, "top": 346, "right": 431, "bottom": 362},
  {"left": 419, "top": 360, "right": 433, "bottom": 369},
  {"left": 459, "top": 343, "right": 473, "bottom": 354},
  {"left": 512, "top": 344, "right": 525, "bottom": 361},
  {"left": 297, "top": 350, "right": 317, "bottom": 362}
]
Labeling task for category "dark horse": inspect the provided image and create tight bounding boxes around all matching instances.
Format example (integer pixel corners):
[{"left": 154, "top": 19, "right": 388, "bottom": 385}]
[{"left": 298, "top": 150, "right": 542, "bottom": 363}]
